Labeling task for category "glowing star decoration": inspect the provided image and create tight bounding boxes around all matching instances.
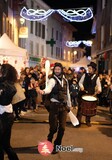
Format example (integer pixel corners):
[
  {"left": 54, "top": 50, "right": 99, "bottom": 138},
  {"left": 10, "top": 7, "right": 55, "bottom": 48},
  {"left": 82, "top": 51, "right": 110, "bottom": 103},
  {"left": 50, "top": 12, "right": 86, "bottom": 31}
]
[
  {"left": 20, "top": 7, "right": 55, "bottom": 21},
  {"left": 57, "top": 8, "right": 93, "bottom": 22},
  {"left": 20, "top": 7, "right": 93, "bottom": 22},
  {"left": 66, "top": 40, "right": 92, "bottom": 47}
]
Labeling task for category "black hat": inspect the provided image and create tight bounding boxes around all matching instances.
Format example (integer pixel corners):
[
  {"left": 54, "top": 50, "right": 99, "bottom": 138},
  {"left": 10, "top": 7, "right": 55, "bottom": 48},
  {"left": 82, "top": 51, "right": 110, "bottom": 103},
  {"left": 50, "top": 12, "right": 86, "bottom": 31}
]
[
  {"left": 79, "top": 67, "right": 86, "bottom": 71},
  {"left": 54, "top": 62, "right": 63, "bottom": 69},
  {"left": 87, "top": 62, "right": 97, "bottom": 70},
  {"left": 53, "top": 62, "right": 63, "bottom": 74}
]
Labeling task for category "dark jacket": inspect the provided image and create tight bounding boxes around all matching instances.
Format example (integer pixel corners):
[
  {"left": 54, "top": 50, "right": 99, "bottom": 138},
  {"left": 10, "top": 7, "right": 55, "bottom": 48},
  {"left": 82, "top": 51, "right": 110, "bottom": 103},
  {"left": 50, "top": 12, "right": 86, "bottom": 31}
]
[{"left": 0, "top": 80, "right": 16, "bottom": 105}]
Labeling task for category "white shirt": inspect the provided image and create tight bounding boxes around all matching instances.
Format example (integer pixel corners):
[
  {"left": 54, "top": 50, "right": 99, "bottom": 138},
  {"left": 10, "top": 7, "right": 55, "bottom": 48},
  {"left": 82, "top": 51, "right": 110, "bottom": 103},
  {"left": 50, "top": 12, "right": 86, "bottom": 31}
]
[
  {"left": 0, "top": 104, "right": 13, "bottom": 115},
  {"left": 79, "top": 73, "right": 102, "bottom": 93},
  {"left": 43, "top": 75, "right": 72, "bottom": 107}
]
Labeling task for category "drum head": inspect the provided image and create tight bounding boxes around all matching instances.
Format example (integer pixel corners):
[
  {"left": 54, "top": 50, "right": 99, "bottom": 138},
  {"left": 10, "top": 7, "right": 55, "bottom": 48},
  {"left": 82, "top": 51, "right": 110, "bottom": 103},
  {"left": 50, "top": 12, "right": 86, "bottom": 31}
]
[{"left": 82, "top": 95, "right": 97, "bottom": 101}]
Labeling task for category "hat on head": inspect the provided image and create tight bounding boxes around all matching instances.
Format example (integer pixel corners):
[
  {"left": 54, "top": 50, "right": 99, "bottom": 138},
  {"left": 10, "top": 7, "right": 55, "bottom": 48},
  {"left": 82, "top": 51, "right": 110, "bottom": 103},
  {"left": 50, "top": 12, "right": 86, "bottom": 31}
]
[
  {"left": 52, "top": 62, "right": 63, "bottom": 74},
  {"left": 54, "top": 62, "right": 63, "bottom": 69},
  {"left": 87, "top": 62, "right": 97, "bottom": 70}
]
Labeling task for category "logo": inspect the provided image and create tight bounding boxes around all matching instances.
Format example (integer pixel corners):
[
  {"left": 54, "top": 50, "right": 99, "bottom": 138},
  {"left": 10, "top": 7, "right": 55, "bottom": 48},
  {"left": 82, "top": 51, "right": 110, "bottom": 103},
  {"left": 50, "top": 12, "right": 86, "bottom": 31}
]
[
  {"left": 38, "top": 140, "right": 53, "bottom": 156},
  {"left": 56, "top": 145, "right": 83, "bottom": 153}
]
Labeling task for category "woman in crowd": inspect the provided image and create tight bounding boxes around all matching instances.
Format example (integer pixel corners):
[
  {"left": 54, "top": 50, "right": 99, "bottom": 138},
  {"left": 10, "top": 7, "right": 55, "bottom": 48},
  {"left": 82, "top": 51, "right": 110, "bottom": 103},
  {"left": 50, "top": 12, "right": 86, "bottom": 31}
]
[{"left": 0, "top": 64, "right": 19, "bottom": 160}]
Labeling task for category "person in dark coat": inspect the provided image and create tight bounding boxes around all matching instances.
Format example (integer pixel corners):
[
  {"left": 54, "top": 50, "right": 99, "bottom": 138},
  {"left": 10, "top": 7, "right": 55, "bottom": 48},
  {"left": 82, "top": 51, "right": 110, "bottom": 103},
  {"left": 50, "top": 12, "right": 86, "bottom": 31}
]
[{"left": 0, "top": 64, "right": 19, "bottom": 160}]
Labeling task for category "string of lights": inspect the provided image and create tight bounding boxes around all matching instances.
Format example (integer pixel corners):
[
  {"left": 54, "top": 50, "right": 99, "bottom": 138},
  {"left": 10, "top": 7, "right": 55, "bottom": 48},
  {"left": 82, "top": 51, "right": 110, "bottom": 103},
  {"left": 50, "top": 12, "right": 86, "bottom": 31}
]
[
  {"left": 66, "top": 40, "right": 92, "bottom": 47},
  {"left": 20, "top": 7, "right": 93, "bottom": 22},
  {"left": 20, "top": 7, "right": 55, "bottom": 21}
]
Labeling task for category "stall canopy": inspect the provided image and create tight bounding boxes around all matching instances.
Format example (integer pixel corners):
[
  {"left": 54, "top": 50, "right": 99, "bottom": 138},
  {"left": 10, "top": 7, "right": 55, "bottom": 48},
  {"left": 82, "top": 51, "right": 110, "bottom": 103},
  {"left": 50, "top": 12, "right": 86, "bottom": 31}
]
[
  {"left": 0, "top": 33, "right": 27, "bottom": 57},
  {"left": 0, "top": 33, "right": 28, "bottom": 74},
  {"left": 70, "top": 56, "right": 91, "bottom": 68}
]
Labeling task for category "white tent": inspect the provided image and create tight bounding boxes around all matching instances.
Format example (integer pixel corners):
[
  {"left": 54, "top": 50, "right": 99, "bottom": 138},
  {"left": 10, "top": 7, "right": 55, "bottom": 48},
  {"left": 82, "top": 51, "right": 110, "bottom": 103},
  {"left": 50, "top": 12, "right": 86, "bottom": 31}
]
[
  {"left": 70, "top": 56, "right": 91, "bottom": 68},
  {"left": 0, "top": 33, "right": 28, "bottom": 74},
  {"left": 0, "top": 33, "right": 27, "bottom": 57}
]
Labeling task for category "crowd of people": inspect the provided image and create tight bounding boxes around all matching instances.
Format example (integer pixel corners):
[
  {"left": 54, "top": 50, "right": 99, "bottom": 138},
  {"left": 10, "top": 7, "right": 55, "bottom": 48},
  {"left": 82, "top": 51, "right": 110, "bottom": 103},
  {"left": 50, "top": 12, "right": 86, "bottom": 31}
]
[{"left": 17, "top": 63, "right": 112, "bottom": 112}]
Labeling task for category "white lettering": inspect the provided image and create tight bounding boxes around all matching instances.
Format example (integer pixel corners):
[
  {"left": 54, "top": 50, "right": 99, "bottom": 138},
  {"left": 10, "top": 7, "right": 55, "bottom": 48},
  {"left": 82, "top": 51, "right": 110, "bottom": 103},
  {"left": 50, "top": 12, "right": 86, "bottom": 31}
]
[{"left": 56, "top": 145, "right": 83, "bottom": 153}]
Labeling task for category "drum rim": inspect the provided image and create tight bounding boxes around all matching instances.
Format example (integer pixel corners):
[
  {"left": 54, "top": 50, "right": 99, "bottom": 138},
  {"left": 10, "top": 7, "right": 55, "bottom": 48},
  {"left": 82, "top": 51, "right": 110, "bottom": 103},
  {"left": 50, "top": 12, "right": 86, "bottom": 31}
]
[{"left": 82, "top": 94, "right": 97, "bottom": 101}]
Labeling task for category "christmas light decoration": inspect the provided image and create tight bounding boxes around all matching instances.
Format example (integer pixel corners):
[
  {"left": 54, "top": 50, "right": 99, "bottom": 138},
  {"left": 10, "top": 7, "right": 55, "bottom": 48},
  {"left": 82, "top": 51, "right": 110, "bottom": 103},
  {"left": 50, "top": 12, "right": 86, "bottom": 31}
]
[
  {"left": 57, "top": 8, "right": 93, "bottom": 22},
  {"left": 82, "top": 40, "right": 92, "bottom": 46},
  {"left": 20, "top": 7, "right": 55, "bottom": 21},
  {"left": 20, "top": 7, "right": 93, "bottom": 22},
  {"left": 66, "top": 40, "right": 92, "bottom": 47},
  {"left": 66, "top": 41, "right": 82, "bottom": 47}
]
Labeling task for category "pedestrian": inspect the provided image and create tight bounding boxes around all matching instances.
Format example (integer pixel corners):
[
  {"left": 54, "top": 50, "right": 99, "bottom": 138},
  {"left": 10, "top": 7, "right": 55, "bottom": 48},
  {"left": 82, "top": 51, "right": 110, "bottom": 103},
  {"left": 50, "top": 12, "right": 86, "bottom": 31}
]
[
  {"left": 77, "top": 67, "right": 86, "bottom": 82},
  {"left": 12, "top": 81, "right": 26, "bottom": 121},
  {"left": 37, "top": 62, "right": 72, "bottom": 154},
  {"left": 77, "top": 62, "right": 102, "bottom": 127},
  {"left": 0, "top": 64, "right": 19, "bottom": 160},
  {"left": 70, "top": 79, "right": 79, "bottom": 108},
  {"left": 27, "top": 77, "right": 38, "bottom": 111}
]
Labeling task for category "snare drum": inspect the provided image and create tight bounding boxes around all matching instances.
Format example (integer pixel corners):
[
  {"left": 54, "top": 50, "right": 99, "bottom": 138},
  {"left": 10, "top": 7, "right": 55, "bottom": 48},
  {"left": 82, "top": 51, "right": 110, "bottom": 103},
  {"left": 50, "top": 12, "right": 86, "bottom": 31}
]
[{"left": 81, "top": 95, "right": 97, "bottom": 116}]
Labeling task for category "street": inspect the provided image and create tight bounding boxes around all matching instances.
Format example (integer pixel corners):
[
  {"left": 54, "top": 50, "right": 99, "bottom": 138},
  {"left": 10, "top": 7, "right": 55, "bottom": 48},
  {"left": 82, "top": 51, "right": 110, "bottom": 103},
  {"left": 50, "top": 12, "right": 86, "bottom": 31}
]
[{"left": 4, "top": 107, "right": 112, "bottom": 160}]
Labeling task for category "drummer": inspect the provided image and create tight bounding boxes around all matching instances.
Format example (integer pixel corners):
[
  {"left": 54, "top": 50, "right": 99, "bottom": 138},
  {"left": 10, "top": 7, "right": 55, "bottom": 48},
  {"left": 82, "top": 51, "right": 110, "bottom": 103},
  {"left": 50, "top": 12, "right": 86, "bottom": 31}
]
[{"left": 77, "top": 62, "right": 102, "bottom": 127}]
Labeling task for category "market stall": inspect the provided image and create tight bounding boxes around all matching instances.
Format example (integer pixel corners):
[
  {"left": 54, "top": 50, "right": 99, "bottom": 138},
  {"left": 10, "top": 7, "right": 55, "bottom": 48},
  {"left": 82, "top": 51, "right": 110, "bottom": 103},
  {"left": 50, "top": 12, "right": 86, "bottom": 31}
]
[{"left": 0, "top": 33, "right": 28, "bottom": 74}]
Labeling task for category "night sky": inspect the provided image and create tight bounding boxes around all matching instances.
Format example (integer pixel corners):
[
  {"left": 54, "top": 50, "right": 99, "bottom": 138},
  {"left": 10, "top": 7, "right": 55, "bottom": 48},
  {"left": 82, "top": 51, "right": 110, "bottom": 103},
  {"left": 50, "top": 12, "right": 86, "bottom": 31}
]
[{"left": 42, "top": 0, "right": 97, "bottom": 40}]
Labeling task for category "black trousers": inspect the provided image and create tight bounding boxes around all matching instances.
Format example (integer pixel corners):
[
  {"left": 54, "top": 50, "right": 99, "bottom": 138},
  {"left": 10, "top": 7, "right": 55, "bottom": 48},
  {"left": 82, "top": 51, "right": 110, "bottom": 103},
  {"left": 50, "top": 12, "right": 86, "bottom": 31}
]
[
  {"left": 0, "top": 112, "right": 19, "bottom": 160},
  {"left": 47, "top": 102, "right": 68, "bottom": 146}
]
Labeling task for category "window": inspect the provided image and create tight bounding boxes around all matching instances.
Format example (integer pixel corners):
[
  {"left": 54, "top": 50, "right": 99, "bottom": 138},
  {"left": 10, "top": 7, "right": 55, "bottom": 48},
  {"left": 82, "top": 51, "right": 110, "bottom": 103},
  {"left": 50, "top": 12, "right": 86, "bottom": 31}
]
[
  {"left": 3, "top": 13, "right": 6, "bottom": 34},
  {"left": 56, "top": 47, "right": 60, "bottom": 58},
  {"left": 42, "top": 24, "right": 45, "bottom": 39},
  {"left": 41, "top": 45, "right": 44, "bottom": 57},
  {"left": 9, "top": 23, "right": 12, "bottom": 40},
  {"left": 59, "top": 32, "right": 62, "bottom": 42},
  {"left": 52, "top": 28, "right": 54, "bottom": 38},
  {"left": 9, "top": 0, "right": 13, "bottom": 9},
  {"left": 38, "top": 23, "right": 41, "bottom": 37},
  {"left": 36, "top": 43, "right": 39, "bottom": 55},
  {"left": 35, "top": 21, "right": 38, "bottom": 36},
  {"left": 30, "top": 41, "right": 33, "bottom": 55},
  {"left": 31, "top": 0, "right": 34, "bottom": 8},
  {"left": 60, "top": 48, "right": 63, "bottom": 59},
  {"left": 30, "top": 21, "right": 33, "bottom": 34},
  {"left": 56, "top": 30, "right": 58, "bottom": 40}
]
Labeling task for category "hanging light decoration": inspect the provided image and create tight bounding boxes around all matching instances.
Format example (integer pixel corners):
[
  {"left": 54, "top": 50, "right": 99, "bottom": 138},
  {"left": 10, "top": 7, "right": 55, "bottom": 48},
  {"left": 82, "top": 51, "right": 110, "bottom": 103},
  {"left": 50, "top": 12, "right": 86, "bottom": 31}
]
[
  {"left": 20, "top": 7, "right": 93, "bottom": 22},
  {"left": 82, "top": 40, "right": 93, "bottom": 46},
  {"left": 20, "top": 7, "right": 55, "bottom": 21},
  {"left": 66, "top": 40, "right": 93, "bottom": 47},
  {"left": 57, "top": 8, "right": 93, "bottom": 22},
  {"left": 66, "top": 41, "right": 82, "bottom": 47}
]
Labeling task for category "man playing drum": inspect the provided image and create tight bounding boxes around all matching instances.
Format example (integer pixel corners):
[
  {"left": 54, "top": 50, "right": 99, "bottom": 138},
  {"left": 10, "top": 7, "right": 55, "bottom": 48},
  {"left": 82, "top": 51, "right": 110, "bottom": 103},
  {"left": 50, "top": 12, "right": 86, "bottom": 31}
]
[{"left": 77, "top": 62, "right": 102, "bottom": 127}]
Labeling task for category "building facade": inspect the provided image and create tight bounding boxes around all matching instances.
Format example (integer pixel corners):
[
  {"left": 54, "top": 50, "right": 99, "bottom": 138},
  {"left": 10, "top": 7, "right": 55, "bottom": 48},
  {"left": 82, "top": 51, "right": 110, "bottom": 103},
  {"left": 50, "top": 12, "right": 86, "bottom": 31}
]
[
  {"left": 95, "top": 0, "right": 112, "bottom": 74},
  {"left": 23, "top": 0, "right": 76, "bottom": 67}
]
